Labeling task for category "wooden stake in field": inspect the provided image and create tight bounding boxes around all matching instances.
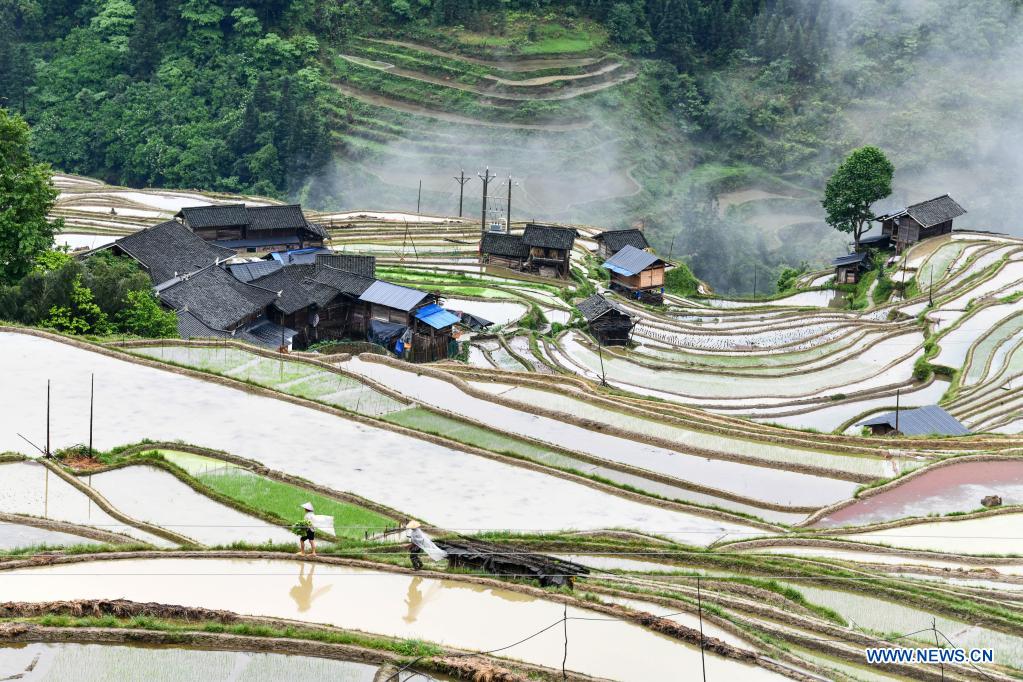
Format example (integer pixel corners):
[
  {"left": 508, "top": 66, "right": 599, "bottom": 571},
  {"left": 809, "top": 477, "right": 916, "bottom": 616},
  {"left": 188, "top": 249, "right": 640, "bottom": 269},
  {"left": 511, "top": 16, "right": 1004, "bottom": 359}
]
[{"left": 88, "top": 373, "right": 94, "bottom": 456}]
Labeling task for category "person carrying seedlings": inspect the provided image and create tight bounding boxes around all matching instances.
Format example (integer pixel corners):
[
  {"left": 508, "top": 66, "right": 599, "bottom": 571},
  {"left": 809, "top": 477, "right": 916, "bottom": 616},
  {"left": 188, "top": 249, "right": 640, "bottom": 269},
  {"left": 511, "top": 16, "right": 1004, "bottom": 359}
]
[
  {"left": 405, "top": 520, "right": 447, "bottom": 570},
  {"left": 294, "top": 502, "right": 318, "bottom": 556}
]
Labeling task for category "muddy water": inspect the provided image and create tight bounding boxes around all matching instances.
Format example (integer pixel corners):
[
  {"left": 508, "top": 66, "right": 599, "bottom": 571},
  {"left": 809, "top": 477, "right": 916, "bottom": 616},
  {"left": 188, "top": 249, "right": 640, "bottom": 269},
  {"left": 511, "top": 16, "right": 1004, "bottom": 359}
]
[
  {"left": 0, "top": 462, "right": 170, "bottom": 547},
  {"left": 816, "top": 461, "right": 1023, "bottom": 528},
  {"left": 0, "top": 642, "right": 381, "bottom": 681},
  {"left": 0, "top": 558, "right": 787, "bottom": 681},
  {"left": 89, "top": 466, "right": 296, "bottom": 546}
]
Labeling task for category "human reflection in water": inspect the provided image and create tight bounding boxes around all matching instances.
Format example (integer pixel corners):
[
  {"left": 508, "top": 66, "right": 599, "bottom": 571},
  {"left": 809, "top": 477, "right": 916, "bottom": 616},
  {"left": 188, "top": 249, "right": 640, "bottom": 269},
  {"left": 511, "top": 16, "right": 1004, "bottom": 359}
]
[
  {"left": 289, "top": 562, "right": 332, "bottom": 613},
  {"left": 403, "top": 576, "right": 445, "bottom": 624}
]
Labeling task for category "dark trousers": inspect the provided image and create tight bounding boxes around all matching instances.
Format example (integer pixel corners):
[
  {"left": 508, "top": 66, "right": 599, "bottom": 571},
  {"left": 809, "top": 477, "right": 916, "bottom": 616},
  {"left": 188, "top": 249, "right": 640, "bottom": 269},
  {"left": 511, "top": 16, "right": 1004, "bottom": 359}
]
[{"left": 410, "top": 545, "right": 424, "bottom": 570}]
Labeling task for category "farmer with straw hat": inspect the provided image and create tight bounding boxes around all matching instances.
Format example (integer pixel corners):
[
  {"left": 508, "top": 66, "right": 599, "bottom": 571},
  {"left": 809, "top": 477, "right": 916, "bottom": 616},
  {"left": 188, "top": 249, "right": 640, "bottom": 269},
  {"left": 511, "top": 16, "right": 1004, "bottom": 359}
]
[
  {"left": 405, "top": 520, "right": 447, "bottom": 571},
  {"left": 295, "top": 502, "right": 317, "bottom": 556}
]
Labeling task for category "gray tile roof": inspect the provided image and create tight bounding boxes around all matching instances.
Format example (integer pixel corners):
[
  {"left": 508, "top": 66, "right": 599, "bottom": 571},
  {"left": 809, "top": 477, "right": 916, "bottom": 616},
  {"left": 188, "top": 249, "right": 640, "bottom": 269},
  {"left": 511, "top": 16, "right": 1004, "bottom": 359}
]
[
  {"left": 315, "top": 253, "right": 377, "bottom": 277},
  {"left": 112, "top": 220, "right": 234, "bottom": 285},
  {"left": 906, "top": 195, "right": 966, "bottom": 228},
  {"left": 359, "top": 280, "right": 431, "bottom": 312},
  {"left": 602, "top": 244, "right": 663, "bottom": 276},
  {"left": 251, "top": 264, "right": 319, "bottom": 315},
  {"left": 247, "top": 205, "right": 309, "bottom": 231},
  {"left": 576, "top": 293, "right": 629, "bottom": 322},
  {"left": 481, "top": 232, "right": 529, "bottom": 258},
  {"left": 858, "top": 405, "right": 969, "bottom": 436},
  {"left": 228, "top": 260, "right": 283, "bottom": 283},
  {"left": 159, "top": 265, "right": 277, "bottom": 331},
  {"left": 176, "top": 310, "right": 296, "bottom": 349},
  {"left": 595, "top": 229, "right": 649, "bottom": 253},
  {"left": 832, "top": 252, "right": 869, "bottom": 267},
  {"left": 305, "top": 264, "right": 376, "bottom": 299},
  {"left": 522, "top": 224, "right": 577, "bottom": 250},
  {"left": 177, "top": 204, "right": 249, "bottom": 230}
]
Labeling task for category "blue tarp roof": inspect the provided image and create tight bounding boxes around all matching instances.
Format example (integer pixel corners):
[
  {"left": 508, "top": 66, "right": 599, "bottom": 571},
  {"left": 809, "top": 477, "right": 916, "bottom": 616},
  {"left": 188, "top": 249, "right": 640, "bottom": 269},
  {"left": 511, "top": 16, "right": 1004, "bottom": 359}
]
[
  {"left": 602, "top": 244, "right": 662, "bottom": 276},
  {"left": 413, "top": 303, "right": 460, "bottom": 329},
  {"left": 858, "top": 405, "right": 969, "bottom": 436}
]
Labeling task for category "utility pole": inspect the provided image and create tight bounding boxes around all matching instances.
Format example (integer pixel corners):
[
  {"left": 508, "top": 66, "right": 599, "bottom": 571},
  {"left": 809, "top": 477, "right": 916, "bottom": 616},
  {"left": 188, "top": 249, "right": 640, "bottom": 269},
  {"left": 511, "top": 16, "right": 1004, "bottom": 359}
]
[
  {"left": 416, "top": 179, "right": 422, "bottom": 214},
  {"left": 752, "top": 266, "right": 758, "bottom": 301},
  {"left": 46, "top": 379, "right": 51, "bottom": 458},
  {"left": 453, "top": 169, "right": 470, "bottom": 218},
  {"left": 697, "top": 576, "right": 707, "bottom": 682},
  {"left": 88, "top": 373, "right": 94, "bottom": 457},
  {"left": 894, "top": 388, "right": 901, "bottom": 434},
  {"left": 478, "top": 167, "right": 496, "bottom": 238},
  {"left": 667, "top": 232, "right": 679, "bottom": 263},
  {"left": 506, "top": 176, "right": 513, "bottom": 230},
  {"left": 596, "top": 338, "right": 608, "bottom": 387}
]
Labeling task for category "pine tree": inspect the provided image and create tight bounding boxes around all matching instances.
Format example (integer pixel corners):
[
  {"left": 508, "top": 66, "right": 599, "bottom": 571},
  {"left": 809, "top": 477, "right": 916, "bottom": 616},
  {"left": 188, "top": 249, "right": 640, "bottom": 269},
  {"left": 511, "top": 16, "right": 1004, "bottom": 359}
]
[{"left": 128, "top": 0, "right": 160, "bottom": 77}]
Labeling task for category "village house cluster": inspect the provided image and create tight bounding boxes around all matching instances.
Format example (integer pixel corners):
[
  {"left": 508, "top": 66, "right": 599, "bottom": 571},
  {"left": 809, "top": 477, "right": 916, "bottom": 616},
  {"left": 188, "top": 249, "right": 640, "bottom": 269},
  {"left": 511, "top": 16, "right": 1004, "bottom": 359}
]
[{"left": 92, "top": 205, "right": 463, "bottom": 361}]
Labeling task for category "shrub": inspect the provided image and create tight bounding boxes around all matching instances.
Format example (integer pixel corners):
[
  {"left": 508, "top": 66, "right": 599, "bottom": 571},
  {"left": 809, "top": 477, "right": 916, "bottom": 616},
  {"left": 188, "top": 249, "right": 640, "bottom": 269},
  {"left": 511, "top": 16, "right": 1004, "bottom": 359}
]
[{"left": 665, "top": 261, "right": 700, "bottom": 296}]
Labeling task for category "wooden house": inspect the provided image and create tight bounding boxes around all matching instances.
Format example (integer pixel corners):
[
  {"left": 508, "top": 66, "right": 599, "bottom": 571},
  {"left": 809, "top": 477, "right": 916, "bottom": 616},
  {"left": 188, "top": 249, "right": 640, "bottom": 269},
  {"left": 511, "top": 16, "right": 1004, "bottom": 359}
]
[
  {"left": 522, "top": 224, "right": 578, "bottom": 278},
  {"left": 832, "top": 251, "right": 871, "bottom": 284},
  {"left": 358, "top": 280, "right": 459, "bottom": 362},
  {"left": 594, "top": 229, "right": 649, "bottom": 260},
  {"left": 176, "top": 204, "right": 328, "bottom": 255},
  {"left": 480, "top": 232, "right": 529, "bottom": 270},
  {"left": 602, "top": 245, "right": 666, "bottom": 304},
  {"left": 577, "top": 294, "right": 633, "bottom": 346},
  {"left": 894, "top": 195, "right": 966, "bottom": 252}
]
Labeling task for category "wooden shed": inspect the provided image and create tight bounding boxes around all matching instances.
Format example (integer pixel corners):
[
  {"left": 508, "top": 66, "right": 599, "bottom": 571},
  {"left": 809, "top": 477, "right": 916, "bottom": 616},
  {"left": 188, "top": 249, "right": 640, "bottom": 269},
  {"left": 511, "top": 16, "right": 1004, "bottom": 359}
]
[
  {"left": 480, "top": 232, "right": 529, "bottom": 270},
  {"left": 176, "top": 204, "right": 328, "bottom": 255},
  {"left": 594, "top": 229, "right": 650, "bottom": 260},
  {"left": 832, "top": 251, "right": 871, "bottom": 284},
  {"left": 602, "top": 245, "right": 666, "bottom": 304},
  {"left": 522, "top": 224, "right": 577, "bottom": 278},
  {"left": 894, "top": 195, "right": 966, "bottom": 253},
  {"left": 577, "top": 293, "right": 633, "bottom": 346}
]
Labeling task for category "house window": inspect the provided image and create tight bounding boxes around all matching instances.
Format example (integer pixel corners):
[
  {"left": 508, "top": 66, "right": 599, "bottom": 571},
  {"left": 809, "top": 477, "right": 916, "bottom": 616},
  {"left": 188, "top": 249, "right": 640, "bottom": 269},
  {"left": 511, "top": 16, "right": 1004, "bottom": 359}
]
[{"left": 246, "top": 247, "right": 256, "bottom": 253}]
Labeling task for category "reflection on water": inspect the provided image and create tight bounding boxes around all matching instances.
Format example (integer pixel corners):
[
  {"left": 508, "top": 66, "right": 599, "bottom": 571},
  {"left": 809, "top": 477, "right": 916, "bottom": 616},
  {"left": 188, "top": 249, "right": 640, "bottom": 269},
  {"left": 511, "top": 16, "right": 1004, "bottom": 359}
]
[{"left": 289, "top": 563, "right": 332, "bottom": 613}]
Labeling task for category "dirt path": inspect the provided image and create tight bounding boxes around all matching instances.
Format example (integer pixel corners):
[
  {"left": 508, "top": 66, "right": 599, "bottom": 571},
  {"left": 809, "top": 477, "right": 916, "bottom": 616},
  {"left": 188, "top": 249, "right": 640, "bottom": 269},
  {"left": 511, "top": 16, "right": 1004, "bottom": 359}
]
[
  {"left": 329, "top": 82, "right": 592, "bottom": 131},
  {"left": 368, "top": 38, "right": 600, "bottom": 71},
  {"left": 486, "top": 60, "right": 622, "bottom": 86},
  {"left": 340, "top": 54, "right": 635, "bottom": 102}
]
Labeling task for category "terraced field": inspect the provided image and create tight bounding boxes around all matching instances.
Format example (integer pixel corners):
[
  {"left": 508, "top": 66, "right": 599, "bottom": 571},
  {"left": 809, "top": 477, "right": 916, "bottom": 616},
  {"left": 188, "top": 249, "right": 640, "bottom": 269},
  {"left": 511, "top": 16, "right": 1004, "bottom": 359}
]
[{"left": 16, "top": 178, "right": 1023, "bottom": 680}]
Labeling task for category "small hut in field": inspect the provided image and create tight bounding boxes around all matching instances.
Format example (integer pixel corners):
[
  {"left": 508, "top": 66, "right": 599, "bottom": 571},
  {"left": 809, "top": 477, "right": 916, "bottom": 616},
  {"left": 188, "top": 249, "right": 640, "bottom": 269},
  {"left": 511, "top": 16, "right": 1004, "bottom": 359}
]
[
  {"left": 577, "top": 293, "right": 633, "bottom": 346},
  {"left": 602, "top": 245, "right": 666, "bottom": 304}
]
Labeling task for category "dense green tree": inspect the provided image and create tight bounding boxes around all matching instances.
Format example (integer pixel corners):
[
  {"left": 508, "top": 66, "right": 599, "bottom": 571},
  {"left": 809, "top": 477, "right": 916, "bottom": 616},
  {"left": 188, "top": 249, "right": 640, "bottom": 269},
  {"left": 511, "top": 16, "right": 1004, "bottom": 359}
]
[
  {"left": 45, "top": 274, "right": 111, "bottom": 335},
  {"left": 0, "top": 110, "right": 60, "bottom": 285},
  {"left": 116, "top": 289, "right": 178, "bottom": 337},
  {"left": 822, "top": 146, "right": 895, "bottom": 248},
  {"left": 128, "top": 0, "right": 160, "bottom": 77}
]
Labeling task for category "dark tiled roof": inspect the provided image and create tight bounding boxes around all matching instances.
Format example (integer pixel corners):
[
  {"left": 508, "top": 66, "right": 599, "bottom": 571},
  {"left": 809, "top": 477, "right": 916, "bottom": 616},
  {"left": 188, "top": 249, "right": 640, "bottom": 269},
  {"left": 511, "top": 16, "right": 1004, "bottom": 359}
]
[
  {"left": 158, "top": 265, "right": 277, "bottom": 331},
  {"left": 269, "top": 247, "right": 333, "bottom": 265},
  {"left": 112, "top": 220, "right": 234, "bottom": 285},
  {"left": 602, "top": 244, "right": 663, "bottom": 276},
  {"left": 577, "top": 293, "right": 629, "bottom": 322},
  {"left": 832, "top": 252, "right": 869, "bottom": 267},
  {"left": 481, "top": 232, "right": 529, "bottom": 258},
  {"left": 177, "top": 204, "right": 249, "bottom": 229},
  {"left": 228, "top": 260, "right": 283, "bottom": 283},
  {"left": 858, "top": 405, "right": 969, "bottom": 436},
  {"left": 905, "top": 195, "right": 966, "bottom": 228},
  {"left": 595, "top": 229, "right": 649, "bottom": 253},
  {"left": 306, "top": 264, "right": 376, "bottom": 298},
  {"left": 251, "top": 265, "right": 319, "bottom": 315},
  {"left": 247, "top": 205, "right": 310, "bottom": 232},
  {"left": 214, "top": 235, "right": 302, "bottom": 249},
  {"left": 315, "top": 253, "right": 376, "bottom": 277},
  {"left": 359, "top": 280, "right": 431, "bottom": 312},
  {"left": 176, "top": 311, "right": 296, "bottom": 349},
  {"left": 522, "top": 224, "right": 577, "bottom": 250}
]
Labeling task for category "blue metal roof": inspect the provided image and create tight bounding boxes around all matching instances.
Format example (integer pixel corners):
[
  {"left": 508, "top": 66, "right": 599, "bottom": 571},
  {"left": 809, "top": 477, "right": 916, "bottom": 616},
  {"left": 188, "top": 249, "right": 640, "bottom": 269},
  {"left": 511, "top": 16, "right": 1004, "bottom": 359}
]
[
  {"left": 413, "top": 303, "right": 460, "bottom": 329},
  {"left": 359, "top": 280, "right": 430, "bottom": 311},
  {"left": 602, "top": 245, "right": 661, "bottom": 277},
  {"left": 858, "top": 405, "right": 969, "bottom": 436}
]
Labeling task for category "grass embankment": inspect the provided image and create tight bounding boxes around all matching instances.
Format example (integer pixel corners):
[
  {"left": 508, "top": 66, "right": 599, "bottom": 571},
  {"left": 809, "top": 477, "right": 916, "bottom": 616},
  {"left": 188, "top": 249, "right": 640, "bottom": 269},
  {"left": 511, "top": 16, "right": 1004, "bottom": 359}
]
[{"left": 394, "top": 12, "right": 607, "bottom": 56}]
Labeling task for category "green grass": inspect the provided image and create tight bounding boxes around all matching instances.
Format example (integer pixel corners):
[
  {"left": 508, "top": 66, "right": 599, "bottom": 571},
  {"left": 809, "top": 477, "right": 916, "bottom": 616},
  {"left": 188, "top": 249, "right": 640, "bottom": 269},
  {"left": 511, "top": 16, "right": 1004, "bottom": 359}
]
[{"left": 197, "top": 470, "right": 392, "bottom": 539}]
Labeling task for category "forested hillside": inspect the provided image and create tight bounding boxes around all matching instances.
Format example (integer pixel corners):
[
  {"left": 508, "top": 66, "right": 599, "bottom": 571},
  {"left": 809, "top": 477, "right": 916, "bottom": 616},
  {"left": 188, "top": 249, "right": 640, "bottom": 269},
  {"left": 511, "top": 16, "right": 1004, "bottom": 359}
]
[{"left": 2, "top": 0, "right": 1021, "bottom": 293}]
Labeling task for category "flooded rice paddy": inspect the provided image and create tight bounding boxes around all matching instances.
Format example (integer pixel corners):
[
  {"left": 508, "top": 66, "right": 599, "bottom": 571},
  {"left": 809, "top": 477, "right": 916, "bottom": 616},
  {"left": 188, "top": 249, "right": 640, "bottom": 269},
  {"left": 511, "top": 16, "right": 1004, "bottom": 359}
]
[
  {"left": 815, "top": 460, "right": 1023, "bottom": 528},
  {"left": 0, "top": 522, "right": 101, "bottom": 550},
  {"left": 89, "top": 466, "right": 296, "bottom": 546},
  {"left": 839, "top": 512, "right": 1023, "bottom": 555},
  {"left": 0, "top": 643, "right": 384, "bottom": 681},
  {"left": 0, "top": 558, "right": 788, "bottom": 681},
  {"left": 0, "top": 333, "right": 755, "bottom": 537}
]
